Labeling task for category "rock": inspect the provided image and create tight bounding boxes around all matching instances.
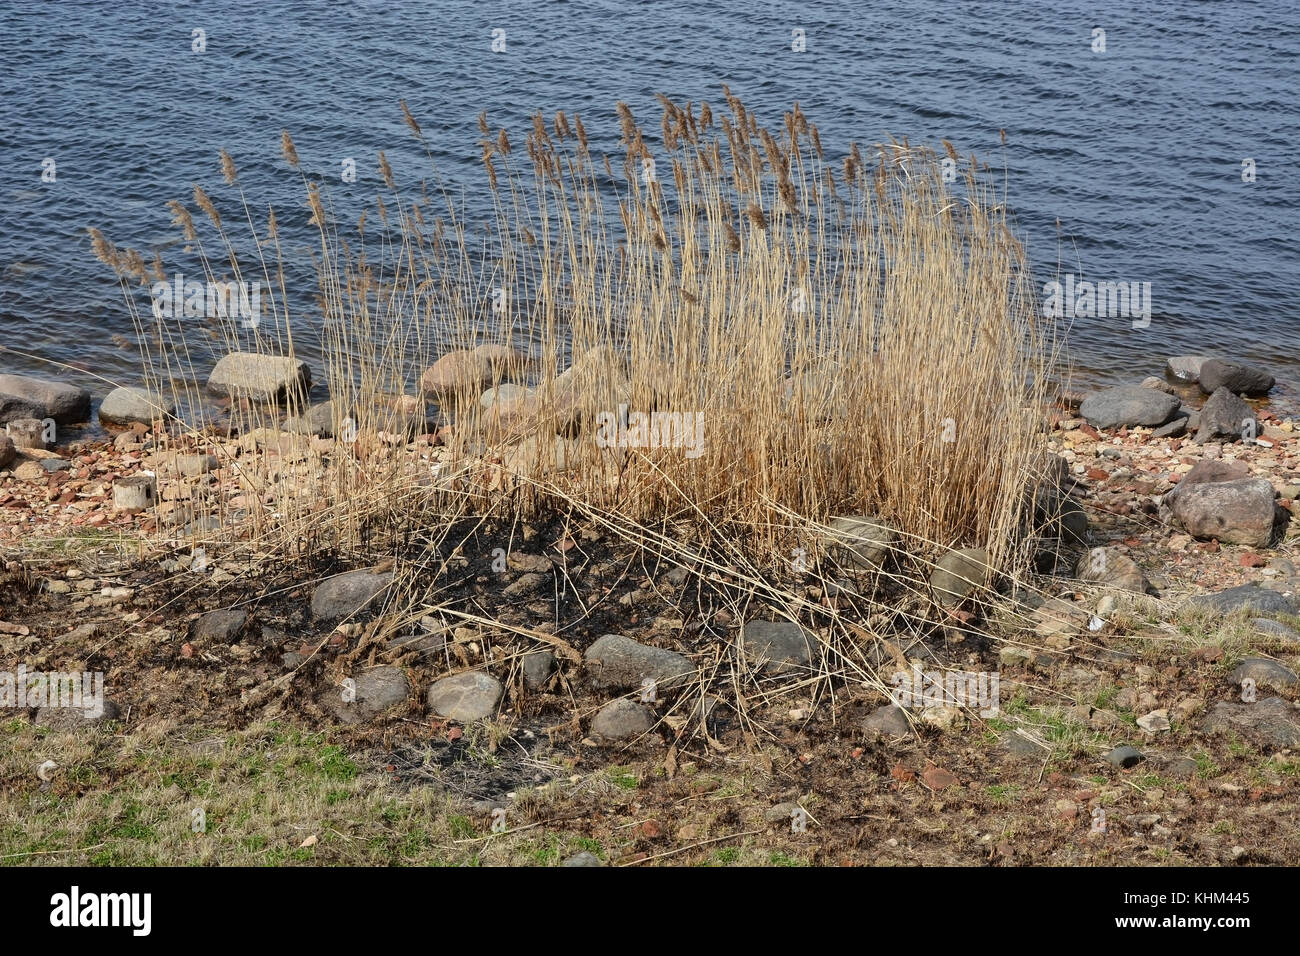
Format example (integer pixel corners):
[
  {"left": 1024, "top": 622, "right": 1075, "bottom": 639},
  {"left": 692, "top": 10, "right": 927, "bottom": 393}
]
[
  {"left": 283, "top": 400, "right": 338, "bottom": 437},
  {"left": 0, "top": 373, "right": 91, "bottom": 424},
  {"left": 1165, "top": 356, "right": 1207, "bottom": 384},
  {"left": 349, "top": 666, "right": 410, "bottom": 718},
  {"left": 99, "top": 387, "right": 174, "bottom": 426},
  {"left": 1078, "top": 386, "right": 1180, "bottom": 430},
  {"left": 583, "top": 634, "right": 693, "bottom": 692},
  {"left": 765, "top": 801, "right": 801, "bottom": 823},
  {"left": 1253, "top": 619, "right": 1300, "bottom": 643},
  {"left": 1139, "top": 376, "right": 1176, "bottom": 395},
  {"left": 560, "top": 851, "right": 602, "bottom": 867},
  {"left": 522, "top": 650, "right": 556, "bottom": 690},
  {"left": 1155, "top": 755, "right": 1199, "bottom": 780},
  {"left": 193, "top": 608, "right": 248, "bottom": 644},
  {"left": 310, "top": 570, "right": 395, "bottom": 620},
  {"left": 207, "top": 352, "right": 311, "bottom": 403},
  {"left": 33, "top": 698, "right": 122, "bottom": 728},
  {"left": 1166, "top": 462, "right": 1278, "bottom": 547},
  {"left": 1152, "top": 415, "right": 1190, "bottom": 439},
  {"left": 470, "top": 343, "right": 531, "bottom": 377},
  {"left": 1195, "top": 387, "right": 1256, "bottom": 444},
  {"left": 426, "top": 671, "right": 502, "bottom": 722},
  {"left": 930, "top": 547, "right": 992, "bottom": 606},
  {"left": 501, "top": 435, "right": 580, "bottom": 477},
  {"left": 480, "top": 383, "right": 533, "bottom": 410},
  {"left": 1001, "top": 731, "right": 1049, "bottom": 757},
  {"left": 0, "top": 434, "right": 13, "bottom": 469},
  {"left": 1200, "top": 697, "right": 1300, "bottom": 748},
  {"left": 1074, "top": 547, "right": 1148, "bottom": 593},
  {"left": 823, "top": 515, "right": 899, "bottom": 571},
  {"left": 420, "top": 349, "right": 493, "bottom": 398},
  {"left": 738, "top": 620, "right": 814, "bottom": 674},
  {"left": 1184, "top": 584, "right": 1296, "bottom": 616},
  {"left": 1230, "top": 658, "right": 1298, "bottom": 691},
  {"left": 862, "top": 704, "right": 913, "bottom": 737},
  {"left": 158, "top": 453, "right": 219, "bottom": 477},
  {"left": 0, "top": 393, "right": 47, "bottom": 425},
  {"left": 591, "top": 698, "right": 655, "bottom": 740},
  {"left": 1104, "top": 745, "right": 1144, "bottom": 768},
  {"left": 1198, "top": 358, "right": 1274, "bottom": 397},
  {"left": 1136, "top": 709, "right": 1171, "bottom": 733},
  {"left": 504, "top": 572, "right": 549, "bottom": 598}
]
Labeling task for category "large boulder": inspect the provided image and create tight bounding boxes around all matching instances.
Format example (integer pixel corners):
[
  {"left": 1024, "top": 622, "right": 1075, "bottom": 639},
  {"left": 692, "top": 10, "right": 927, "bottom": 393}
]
[
  {"left": 1165, "top": 356, "right": 1207, "bottom": 385},
  {"left": 930, "top": 547, "right": 993, "bottom": 606},
  {"left": 99, "top": 386, "right": 175, "bottom": 426},
  {"left": 1195, "top": 386, "right": 1255, "bottom": 444},
  {"left": 738, "top": 620, "right": 815, "bottom": 674},
  {"left": 1165, "top": 460, "right": 1279, "bottom": 547},
  {"left": 1198, "top": 358, "right": 1273, "bottom": 397},
  {"left": 1074, "top": 547, "right": 1148, "bottom": 593},
  {"left": 0, "top": 373, "right": 91, "bottom": 425},
  {"left": 1078, "top": 386, "right": 1180, "bottom": 430},
  {"left": 1184, "top": 584, "right": 1296, "bottom": 616},
  {"left": 420, "top": 350, "right": 493, "bottom": 399},
  {"left": 207, "top": 352, "right": 310, "bottom": 403},
  {"left": 822, "top": 515, "right": 900, "bottom": 571}
]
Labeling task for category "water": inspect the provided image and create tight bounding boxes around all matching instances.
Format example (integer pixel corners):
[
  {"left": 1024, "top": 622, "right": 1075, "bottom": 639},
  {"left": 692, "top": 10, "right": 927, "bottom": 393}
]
[{"left": 2, "top": 0, "right": 1297, "bottom": 417}]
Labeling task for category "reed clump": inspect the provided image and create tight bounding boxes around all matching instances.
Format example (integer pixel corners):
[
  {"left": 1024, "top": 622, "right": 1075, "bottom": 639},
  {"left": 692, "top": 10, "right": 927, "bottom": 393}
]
[{"left": 91, "top": 91, "right": 1058, "bottom": 587}]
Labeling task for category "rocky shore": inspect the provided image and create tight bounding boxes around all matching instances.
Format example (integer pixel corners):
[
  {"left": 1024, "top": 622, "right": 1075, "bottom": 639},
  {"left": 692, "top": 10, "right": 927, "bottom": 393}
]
[{"left": 2, "top": 348, "right": 1299, "bottom": 866}]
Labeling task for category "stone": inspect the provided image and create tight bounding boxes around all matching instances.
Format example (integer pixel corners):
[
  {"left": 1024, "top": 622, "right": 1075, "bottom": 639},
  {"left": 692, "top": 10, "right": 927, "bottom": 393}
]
[
  {"left": 560, "top": 851, "right": 602, "bottom": 867},
  {"left": 1200, "top": 697, "right": 1300, "bottom": 748},
  {"left": 420, "top": 350, "right": 493, "bottom": 398},
  {"left": 283, "top": 400, "right": 338, "bottom": 437},
  {"left": 159, "top": 453, "right": 219, "bottom": 477},
  {"left": 1252, "top": 619, "right": 1300, "bottom": 643},
  {"left": 1136, "top": 709, "right": 1171, "bottom": 733},
  {"left": 1001, "top": 731, "right": 1049, "bottom": 757},
  {"left": 583, "top": 634, "right": 693, "bottom": 692},
  {"left": 1166, "top": 466, "right": 1278, "bottom": 547},
  {"left": 470, "top": 343, "right": 531, "bottom": 377},
  {"left": 522, "top": 649, "right": 556, "bottom": 691},
  {"left": 1195, "top": 387, "right": 1256, "bottom": 444},
  {"left": 1139, "top": 376, "right": 1176, "bottom": 395},
  {"left": 1230, "top": 658, "right": 1298, "bottom": 691},
  {"left": 0, "top": 393, "right": 46, "bottom": 425},
  {"left": 738, "top": 620, "right": 815, "bottom": 674},
  {"left": 1165, "top": 356, "right": 1207, "bottom": 384},
  {"left": 0, "top": 434, "right": 13, "bottom": 469},
  {"left": 480, "top": 383, "right": 533, "bottom": 409},
  {"left": 930, "top": 547, "right": 992, "bottom": 606},
  {"left": 207, "top": 352, "right": 311, "bottom": 403},
  {"left": 591, "top": 698, "right": 655, "bottom": 740},
  {"left": 193, "top": 608, "right": 248, "bottom": 644},
  {"left": 0, "top": 373, "right": 91, "bottom": 424},
  {"left": 310, "top": 570, "right": 395, "bottom": 620},
  {"left": 1074, "top": 547, "right": 1148, "bottom": 593},
  {"left": 99, "top": 387, "right": 174, "bottom": 426},
  {"left": 823, "top": 515, "right": 899, "bottom": 571},
  {"left": 1198, "top": 358, "right": 1274, "bottom": 397},
  {"left": 349, "top": 666, "right": 410, "bottom": 717},
  {"left": 504, "top": 572, "right": 549, "bottom": 598},
  {"left": 426, "top": 671, "right": 502, "bottom": 722},
  {"left": 1078, "top": 386, "right": 1180, "bottom": 430},
  {"left": 33, "top": 698, "right": 121, "bottom": 728},
  {"left": 1184, "top": 584, "right": 1296, "bottom": 616},
  {"left": 1152, "top": 415, "right": 1190, "bottom": 439},
  {"left": 862, "top": 704, "right": 913, "bottom": 737},
  {"left": 1104, "top": 745, "right": 1144, "bottom": 768}
]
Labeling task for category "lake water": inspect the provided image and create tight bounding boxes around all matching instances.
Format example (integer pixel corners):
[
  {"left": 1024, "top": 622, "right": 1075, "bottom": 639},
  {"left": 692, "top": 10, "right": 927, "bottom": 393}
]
[{"left": 2, "top": 0, "right": 1297, "bottom": 418}]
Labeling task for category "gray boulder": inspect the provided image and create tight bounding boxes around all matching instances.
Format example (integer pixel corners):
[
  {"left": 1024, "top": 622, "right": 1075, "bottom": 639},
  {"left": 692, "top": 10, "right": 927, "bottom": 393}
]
[
  {"left": 99, "top": 387, "right": 175, "bottom": 426},
  {"left": 1074, "top": 547, "right": 1148, "bottom": 593},
  {"left": 1078, "top": 386, "right": 1179, "bottom": 430},
  {"left": 930, "top": 547, "right": 992, "bottom": 606},
  {"left": 311, "top": 570, "right": 395, "bottom": 620},
  {"left": 1195, "top": 386, "right": 1255, "bottom": 444},
  {"left": 1165, "top": 356, "right": 1207, "bottom": 384},
  {"left": 1201, "top": 697, "right": 1300, "bottom": 748},
  {"left": 1198, "top": 358, "right": 1273, "bottom": 397},
  {"left": 1184, "top": 584, "right": 1296, "bottom": 616},
  {"left": 591, "top": 699, "right": 654, "bottom": 740},
  {"left": 739, "top": 620, "right": 815, "bottom": 674},
  {"left": 583, "top": 634, "right": 693, "bottom": 691},
  {"left": 207, "top": 352, "right": 311, "bottom": 403},
  {"left": 823, "top": 515, "right": 899, "bottom": 571},
  {"left": 1166, "top": 469, "right": 1278, "bottom": 547},
  {"left": 0, "top": 373, "right": 91, "bottom": 425}
]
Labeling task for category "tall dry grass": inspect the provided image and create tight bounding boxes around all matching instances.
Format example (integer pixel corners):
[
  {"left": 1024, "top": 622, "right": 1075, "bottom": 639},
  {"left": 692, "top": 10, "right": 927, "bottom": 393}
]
[{"left": 89, "top": 91, "right": 1058, "bottom": 585}]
